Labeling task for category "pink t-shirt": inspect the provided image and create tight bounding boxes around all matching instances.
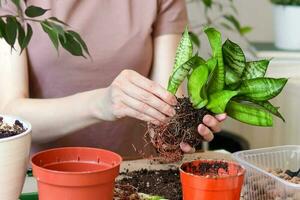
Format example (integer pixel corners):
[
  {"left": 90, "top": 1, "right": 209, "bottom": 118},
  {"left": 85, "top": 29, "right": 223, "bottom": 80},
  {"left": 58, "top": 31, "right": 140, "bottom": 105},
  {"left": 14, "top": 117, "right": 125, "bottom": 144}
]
[{"left": 26, "top": 0, "right": 188, "bottom": 158}]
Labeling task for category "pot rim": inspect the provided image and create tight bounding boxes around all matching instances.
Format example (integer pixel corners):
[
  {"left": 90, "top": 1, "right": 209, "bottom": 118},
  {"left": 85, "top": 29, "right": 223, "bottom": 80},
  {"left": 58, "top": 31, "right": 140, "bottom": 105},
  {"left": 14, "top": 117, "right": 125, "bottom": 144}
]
[
  {"left": 31, "top": 147, "right": 122, "bottom": 175},
  {"left": 0, "top": 114, "right": 32, "bottom": 143},
  {"left": 179, "top": 159, "right": 246, "bottom": 179}
]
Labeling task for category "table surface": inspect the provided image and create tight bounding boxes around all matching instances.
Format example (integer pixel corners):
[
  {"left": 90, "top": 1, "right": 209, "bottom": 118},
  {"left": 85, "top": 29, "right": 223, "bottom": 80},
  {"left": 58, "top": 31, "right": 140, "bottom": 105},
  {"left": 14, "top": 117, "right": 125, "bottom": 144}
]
[{"left": 23, "top": 150, "right": 238, "bottom": 198}]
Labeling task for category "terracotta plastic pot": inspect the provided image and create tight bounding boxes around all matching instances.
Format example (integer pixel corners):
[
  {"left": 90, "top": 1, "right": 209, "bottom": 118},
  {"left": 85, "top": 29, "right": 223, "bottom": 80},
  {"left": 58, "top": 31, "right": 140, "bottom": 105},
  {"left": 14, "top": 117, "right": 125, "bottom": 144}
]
[
  {"left": 31, "top": 147, "right": 122, "bottom": 200},
  {"left": 180, "top": 159, "right": 245, "bottom": 200}
]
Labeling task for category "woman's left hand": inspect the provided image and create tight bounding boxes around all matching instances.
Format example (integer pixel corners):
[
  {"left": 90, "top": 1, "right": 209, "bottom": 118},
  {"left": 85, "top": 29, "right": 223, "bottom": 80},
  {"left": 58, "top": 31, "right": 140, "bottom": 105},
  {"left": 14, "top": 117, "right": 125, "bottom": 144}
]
[{"left": 180, "top": 113, "right": 227, "bottom": 153}]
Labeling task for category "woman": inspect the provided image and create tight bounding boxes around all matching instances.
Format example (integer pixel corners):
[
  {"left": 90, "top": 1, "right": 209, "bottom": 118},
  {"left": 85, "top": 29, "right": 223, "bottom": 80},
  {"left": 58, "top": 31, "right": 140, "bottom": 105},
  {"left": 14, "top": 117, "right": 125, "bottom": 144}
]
[{"left": 0, "top": 0, "right": 226, "bottom": 157}]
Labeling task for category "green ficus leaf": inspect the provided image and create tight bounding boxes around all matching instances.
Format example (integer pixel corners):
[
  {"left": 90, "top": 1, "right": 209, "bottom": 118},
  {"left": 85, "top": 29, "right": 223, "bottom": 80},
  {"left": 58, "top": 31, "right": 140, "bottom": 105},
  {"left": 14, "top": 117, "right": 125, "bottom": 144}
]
[
  {"left": 224, "top": 15, "right": 241, "bottom": 31},
  {"left": 204, "top": 27, "right": 225, "bottom": 93},
  {"left": 207, "top": 90, "right": 238, "bottom": 114},
  {"left": 242, "top": 59, "right": 270, "bottom": 80},
  {"left": 0, "top": 18, "right": 6, "bottom": 38},
  {"left": 59, "top": 32, "right": 84, "bottom": 57},
  {"left": 25, "top": 6, "right": 49, "bottom": 18},
  {"left": 67, "top": 30, "right": 90, "bottom": 57},
  {"left": 48, "top": 17, "right": 69, "bottom": 26},
  {"left": 167, "top": 55, "right": 198, "bottom": 94},
  {"left": 16, "top": 21, "right": 25, "bottom": 52},
  {"left": 11, "top": 0, "right": 21, "bottom": 10},
  {"left": 41, "top": 21, "right": 59, "bottom": 50},
  {"left": 188, "top": 64, "right": 209, "bottom": 109},
  {"left": 20, "top": 23, "right": 33, "bottom": 53},
  {"left": 238, "top": 77, "right": 288, "bottom": 101},
  {"left": 202, "top": 0, "right": 213, "bottom": 7},
  {"left": 5, "top": 16, "right": 17, "bottom": 48},
  {"left": 222, "top": 39, "right": 246, "bottom": 77},
  {"left": 239, "top": 26, "right": 252, "bottom": 35},
  {"left": 226, "top": 100, "right": 273, "bottom": 126},
  {"left": 172, "top": 26, "right": 193, "bottom": 73}
]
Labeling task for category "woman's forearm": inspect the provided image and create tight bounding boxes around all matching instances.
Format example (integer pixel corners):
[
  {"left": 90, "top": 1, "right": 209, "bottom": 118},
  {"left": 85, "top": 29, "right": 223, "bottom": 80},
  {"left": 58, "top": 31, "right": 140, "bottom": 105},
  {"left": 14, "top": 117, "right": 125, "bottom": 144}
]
[{"left": 2, "top": 89, "right": 106, "bottom": 143}]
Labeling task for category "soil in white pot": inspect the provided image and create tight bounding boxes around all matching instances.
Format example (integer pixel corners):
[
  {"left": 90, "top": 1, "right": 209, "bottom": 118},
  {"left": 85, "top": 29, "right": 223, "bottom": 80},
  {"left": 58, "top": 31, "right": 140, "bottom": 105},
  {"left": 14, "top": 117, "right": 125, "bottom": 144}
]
[{"left": 0, "top": 117, "right": 26, "bottom": 139}]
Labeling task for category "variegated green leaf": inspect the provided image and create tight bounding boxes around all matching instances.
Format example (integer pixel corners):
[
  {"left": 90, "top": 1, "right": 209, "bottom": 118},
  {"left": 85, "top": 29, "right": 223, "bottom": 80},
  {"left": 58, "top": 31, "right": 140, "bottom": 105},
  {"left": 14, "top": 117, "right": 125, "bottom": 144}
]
[
  {"left": 222, "top": 39, "right": 246, "bottom": 77},
  {"left": 168, "top": 56, "right": 198, "bottom": 94},
  {"left": 207, "top": 90, "right": 238, "bottom": 113},
  {"left": 242, "top": 59, "right": 270, "bottom": 80},
  {"left": 225, "top": 67, "right": 240, "bottom": 85},
  {"left": 235, "top": 97, "right": 285, "bottom": 122},
  {"left": 226, "top": 100, "right": 273, "bottom": 126},
  {"left": 172, "top": 27, "right": 193, "bottom": 73},
  {"left": 188, "top": 64, "right": 209, "bottom": 109},
  {"left": 238, "top": 78, "right": 288, "bottom": 101},
  {"left": 204, "top": 27, "right": 224, "bottom": 93}
]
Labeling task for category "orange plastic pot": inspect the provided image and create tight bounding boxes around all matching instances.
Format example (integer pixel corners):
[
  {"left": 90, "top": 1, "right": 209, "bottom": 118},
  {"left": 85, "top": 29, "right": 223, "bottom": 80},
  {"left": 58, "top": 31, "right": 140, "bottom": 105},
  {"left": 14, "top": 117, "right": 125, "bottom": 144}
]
[
  {"left": 31, "top": 147, "right": 122, "bottom": 200},
  {"left": 180, "top": 159, "right": 245, "bottom": 200}
]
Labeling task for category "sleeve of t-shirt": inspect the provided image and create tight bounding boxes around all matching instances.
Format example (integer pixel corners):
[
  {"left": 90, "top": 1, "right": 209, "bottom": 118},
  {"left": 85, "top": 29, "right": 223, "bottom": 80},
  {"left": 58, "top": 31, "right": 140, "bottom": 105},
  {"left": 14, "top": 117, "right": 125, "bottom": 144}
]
[{"left": 153, "top": 0, "right": 188, "bottom": 37}]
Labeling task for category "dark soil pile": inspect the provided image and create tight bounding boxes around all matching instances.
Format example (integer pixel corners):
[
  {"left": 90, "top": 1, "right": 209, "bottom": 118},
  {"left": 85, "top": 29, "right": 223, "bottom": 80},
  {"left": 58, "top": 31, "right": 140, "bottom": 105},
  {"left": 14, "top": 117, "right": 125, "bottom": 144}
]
[
  {"left": 148, "top": 97, "right": 210, "bottom": 162},
  {"left": 181, "top": 160, "right": 228, "bottom": 178},
  {"left": 268, "top": 168, "right": 300, "bottom": 184},
  {"left": 117, "top": 169, "right": 182, "bottom": 200},
  {"left": 0, "top": 117, "right": 26, "bottom": 139}
]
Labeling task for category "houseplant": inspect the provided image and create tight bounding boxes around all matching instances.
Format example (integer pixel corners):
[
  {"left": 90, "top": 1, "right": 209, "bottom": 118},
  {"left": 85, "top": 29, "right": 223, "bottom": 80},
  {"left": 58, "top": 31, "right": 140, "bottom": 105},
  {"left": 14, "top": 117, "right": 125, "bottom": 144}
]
[
  {"left": 149, "top": 26, "right": 287, "bottom": 162},
  {"left": 0, "top": 115, "right": 31, "bottom": 200},
  {"left": 0, "top": 0, "right": 90, "bottom": 199},
  {"left": 270, "top": 0, "right": 300, "bottom": 49}
]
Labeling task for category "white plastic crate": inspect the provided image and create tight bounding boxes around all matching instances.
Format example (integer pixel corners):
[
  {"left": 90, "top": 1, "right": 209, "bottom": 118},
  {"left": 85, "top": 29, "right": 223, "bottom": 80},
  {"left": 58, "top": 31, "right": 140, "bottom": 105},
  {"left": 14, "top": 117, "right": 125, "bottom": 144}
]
[{"left": 233, "top": 145, "right": 300, "bottom": 200}]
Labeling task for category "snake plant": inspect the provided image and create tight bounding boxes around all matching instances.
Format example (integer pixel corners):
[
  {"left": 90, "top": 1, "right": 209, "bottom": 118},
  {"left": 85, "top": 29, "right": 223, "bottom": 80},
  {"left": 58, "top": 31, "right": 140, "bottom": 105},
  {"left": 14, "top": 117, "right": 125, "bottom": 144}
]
[{"left": 167, "top": 27, "right": 287, "bottom": 127}]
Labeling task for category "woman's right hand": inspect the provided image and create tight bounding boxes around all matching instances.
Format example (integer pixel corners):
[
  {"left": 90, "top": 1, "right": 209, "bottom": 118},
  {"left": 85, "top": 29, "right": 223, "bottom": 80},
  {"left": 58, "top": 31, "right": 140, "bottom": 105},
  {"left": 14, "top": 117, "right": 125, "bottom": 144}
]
[{"left": 98, "top": 70, "right": 177, "bottom": 125}]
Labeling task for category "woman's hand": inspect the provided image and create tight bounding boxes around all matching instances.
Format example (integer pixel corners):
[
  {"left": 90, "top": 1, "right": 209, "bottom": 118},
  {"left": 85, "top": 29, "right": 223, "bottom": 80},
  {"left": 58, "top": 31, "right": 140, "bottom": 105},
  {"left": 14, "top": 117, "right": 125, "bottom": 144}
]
[
  {"left": 180, "top": 113, "right": 227, "bottom": 153},
  {"left": 99, "top": 70, "right": 177, "bottom": 124}
]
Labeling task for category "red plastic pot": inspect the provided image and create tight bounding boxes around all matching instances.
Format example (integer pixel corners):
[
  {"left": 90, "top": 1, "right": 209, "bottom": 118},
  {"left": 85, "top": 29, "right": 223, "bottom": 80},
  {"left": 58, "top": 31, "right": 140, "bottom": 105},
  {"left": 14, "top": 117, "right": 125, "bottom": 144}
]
[
  {"left": 31, "top": 147, "right": 122, "bottom": 200},
  {"left": 180, "top": 159, "right": 245, "bottom": 200}
]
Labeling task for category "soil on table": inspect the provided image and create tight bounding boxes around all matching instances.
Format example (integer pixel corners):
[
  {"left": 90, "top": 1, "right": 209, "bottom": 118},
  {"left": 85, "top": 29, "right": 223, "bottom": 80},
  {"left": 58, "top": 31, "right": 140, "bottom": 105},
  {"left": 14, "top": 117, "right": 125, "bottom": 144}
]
[
  {"left": 0, "top": 117, "right": 26, "bottom": 139},
  {"left": 268, "top": 168, "right": 300, "bottom": 184},
  {"left": 148, "top": 97, "right": 211, "bottom": 163},
  {"left": 116, "top": 168, "right": 182, "bottom": 200}
]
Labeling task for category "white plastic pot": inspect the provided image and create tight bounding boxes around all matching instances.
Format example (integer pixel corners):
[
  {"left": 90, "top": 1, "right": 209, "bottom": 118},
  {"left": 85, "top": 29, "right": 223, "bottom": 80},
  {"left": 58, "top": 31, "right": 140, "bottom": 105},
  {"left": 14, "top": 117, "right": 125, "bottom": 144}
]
[
  {"left": 0, "top": 115, "right": 31, "bottom": 200},
  {"left": 273, "top": 5, "right": 300, "bottom": 50}
]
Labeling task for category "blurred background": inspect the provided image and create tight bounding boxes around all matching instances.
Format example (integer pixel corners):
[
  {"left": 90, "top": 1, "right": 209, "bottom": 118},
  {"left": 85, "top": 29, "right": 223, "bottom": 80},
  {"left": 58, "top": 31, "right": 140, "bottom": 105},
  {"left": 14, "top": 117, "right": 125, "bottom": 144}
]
[{"left": 186, "top": 0, "right": 300, "bottom": 151}]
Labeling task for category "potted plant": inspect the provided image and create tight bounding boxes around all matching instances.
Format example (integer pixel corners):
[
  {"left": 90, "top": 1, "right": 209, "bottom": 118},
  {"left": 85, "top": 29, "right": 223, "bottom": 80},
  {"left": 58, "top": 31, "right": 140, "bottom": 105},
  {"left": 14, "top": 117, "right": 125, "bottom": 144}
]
[
  {"left": 149, "top": 27, "right": 287, "bottom": 162},
  {"left": 0, "top": 115, "right": 31, "bottom": 200},
  {"left": 270, "top": 0, "right": 300, "bottom": 50},
  {"left": 0, "top": 1, "right": 89, "bottom": 199}
]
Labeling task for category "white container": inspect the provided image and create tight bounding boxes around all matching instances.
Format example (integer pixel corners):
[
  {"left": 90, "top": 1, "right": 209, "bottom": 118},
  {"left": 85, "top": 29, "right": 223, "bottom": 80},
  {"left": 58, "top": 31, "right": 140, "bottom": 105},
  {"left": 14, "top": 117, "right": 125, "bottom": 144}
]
[
  {"left": 0, "top": 115, "right": 31, "bottom": 200},
  {"left": 233, "top": 145, "right": 300, "bottom": 200},
  {"left": 273, "top": 5, "right": 300, "bottom": 50}
]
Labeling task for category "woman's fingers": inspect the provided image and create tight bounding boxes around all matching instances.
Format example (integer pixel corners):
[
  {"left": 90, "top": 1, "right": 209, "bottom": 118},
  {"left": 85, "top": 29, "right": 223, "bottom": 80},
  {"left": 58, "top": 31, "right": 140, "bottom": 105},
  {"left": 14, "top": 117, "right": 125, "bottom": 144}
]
[
  {"left": 202, "top": 115, "right": 222, "bottom": 133},
  {"left": 215, "top": 113, "right": 227, "bottom": 122},
  {"left": 122, "top": 82, "right": 176, "bottom": 117},
  {"left": 180, "top": 142, "right": 196, "bottom": 153},
  {"left": 115, "top": 102, "right": 161, "bottom": 125},
  {"left": 120, "top": 91, "right": 169, "bottom": 123},
  {"left": 127, "top": 70, "right": 177, "bottom": 106},
  {"left": 198, "top": 124, "right": 214, "bottom": 142}
]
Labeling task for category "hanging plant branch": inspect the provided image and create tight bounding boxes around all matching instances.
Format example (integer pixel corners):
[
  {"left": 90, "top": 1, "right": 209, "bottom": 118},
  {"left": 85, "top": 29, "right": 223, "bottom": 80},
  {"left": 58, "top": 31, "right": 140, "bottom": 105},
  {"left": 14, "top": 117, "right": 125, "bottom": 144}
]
[
  {"left": 188, "top": 0, "right": 252, "bottom": 48},
  {"left": 0, "top": 0, "right": 90, "bottom": 58}
]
